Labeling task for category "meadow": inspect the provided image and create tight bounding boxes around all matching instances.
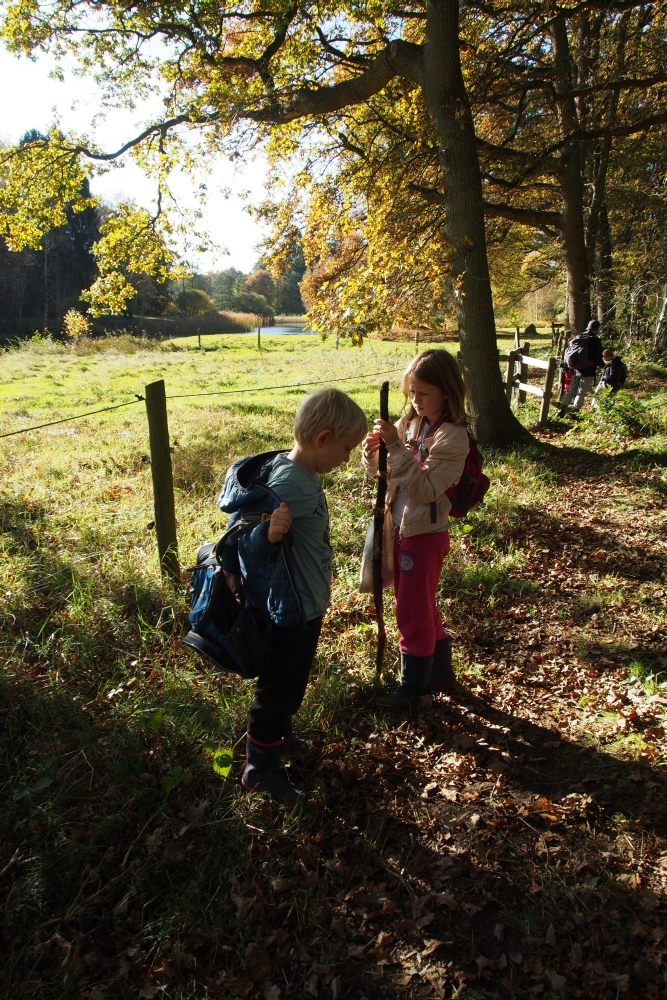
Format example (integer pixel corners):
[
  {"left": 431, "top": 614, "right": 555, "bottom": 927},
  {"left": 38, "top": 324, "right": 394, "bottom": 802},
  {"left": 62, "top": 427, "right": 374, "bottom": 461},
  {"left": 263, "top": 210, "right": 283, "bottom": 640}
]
[{"left": 1, "top": 332, "right": 667, "bottom": 1000}]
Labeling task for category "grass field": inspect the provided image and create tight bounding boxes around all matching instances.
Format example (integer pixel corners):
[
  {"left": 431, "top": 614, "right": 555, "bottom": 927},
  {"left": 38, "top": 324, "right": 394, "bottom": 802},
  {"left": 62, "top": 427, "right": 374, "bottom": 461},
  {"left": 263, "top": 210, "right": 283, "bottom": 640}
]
[{"left": 2, "top": 332, "right": 667, "bottom": 1000}]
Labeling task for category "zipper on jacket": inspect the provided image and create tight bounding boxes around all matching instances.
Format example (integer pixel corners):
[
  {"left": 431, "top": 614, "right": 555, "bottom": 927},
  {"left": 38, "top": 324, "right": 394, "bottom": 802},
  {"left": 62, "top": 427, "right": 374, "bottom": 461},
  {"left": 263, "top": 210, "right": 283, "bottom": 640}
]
[{"left": 253, "top": 481, "right": 308, "bottom": 628}]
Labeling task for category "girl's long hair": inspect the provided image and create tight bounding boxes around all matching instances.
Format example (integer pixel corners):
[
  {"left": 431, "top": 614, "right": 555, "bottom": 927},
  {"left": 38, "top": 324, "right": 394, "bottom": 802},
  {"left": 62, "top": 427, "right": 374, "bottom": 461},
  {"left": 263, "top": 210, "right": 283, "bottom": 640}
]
[{"left": 401, "top": 350, "right": 468, "bottom": 426}]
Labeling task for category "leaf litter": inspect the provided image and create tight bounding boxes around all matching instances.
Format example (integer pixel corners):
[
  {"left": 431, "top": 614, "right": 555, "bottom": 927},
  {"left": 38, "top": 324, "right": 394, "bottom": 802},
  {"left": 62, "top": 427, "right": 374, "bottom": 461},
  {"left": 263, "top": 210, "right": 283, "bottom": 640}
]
[{"left": 2, "top": 358, "right": 667, "bottom": 999}]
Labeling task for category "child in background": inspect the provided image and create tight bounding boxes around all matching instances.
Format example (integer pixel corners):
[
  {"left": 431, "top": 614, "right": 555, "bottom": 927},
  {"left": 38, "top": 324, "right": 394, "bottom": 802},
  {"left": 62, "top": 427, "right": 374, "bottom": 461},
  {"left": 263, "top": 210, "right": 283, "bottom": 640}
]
[
  {"left": 559, "top": 360, "right": 574, "bottom": 400},
  {"left": 598, "top": 348, "right": 628, "bottom": 392},
  {"left": 362, "top": 351, "right": 469, "bottom": 710},
  {"left": 223, "top": 388, "right": 367, "bottom": 802},
  {"left": 592, "top": 349, "right": 628, "bottom": 409}
]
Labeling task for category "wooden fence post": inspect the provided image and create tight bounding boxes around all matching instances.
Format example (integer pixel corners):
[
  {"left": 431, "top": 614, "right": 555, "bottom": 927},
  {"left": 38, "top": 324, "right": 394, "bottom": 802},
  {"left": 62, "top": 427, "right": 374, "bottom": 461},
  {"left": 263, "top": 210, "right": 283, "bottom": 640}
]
[
  {"left": 145, "top": 380, "right": 179, "bottom": 581},
  {"left": 504, "top": 348, "right": 518, "bottom": 402},
  {"left": 257, "top": 317, "right": 261, "bottom": 350},
  {"left": 518, "top": 342, "right": 529, "bottom": 403},
  {"left": 539, "top": 357, "right": 558, "bottom": 426},
  {"left": 415, "top": 329, "right": 420, "bottom": 353}
]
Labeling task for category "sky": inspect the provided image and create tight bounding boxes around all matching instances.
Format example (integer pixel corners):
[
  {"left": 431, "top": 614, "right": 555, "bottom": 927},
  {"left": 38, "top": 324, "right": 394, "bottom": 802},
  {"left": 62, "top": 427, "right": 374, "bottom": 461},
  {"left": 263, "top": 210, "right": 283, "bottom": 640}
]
[{"left": 0, "top": 47, "right": 270, "bottom": 274}]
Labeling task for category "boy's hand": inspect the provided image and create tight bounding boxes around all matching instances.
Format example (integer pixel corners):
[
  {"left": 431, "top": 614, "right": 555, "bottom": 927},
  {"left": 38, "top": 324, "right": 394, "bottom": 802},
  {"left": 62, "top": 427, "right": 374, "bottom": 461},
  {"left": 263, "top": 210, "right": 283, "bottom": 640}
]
[
  {"left": 267, "top": 502, "right": 292, "bottom": 544},
  {"left": 373, "top": 418, "right": 399, "bottom": 447},
  {"left": 224, "top": 571, "right": 241, "bottom": 594}
]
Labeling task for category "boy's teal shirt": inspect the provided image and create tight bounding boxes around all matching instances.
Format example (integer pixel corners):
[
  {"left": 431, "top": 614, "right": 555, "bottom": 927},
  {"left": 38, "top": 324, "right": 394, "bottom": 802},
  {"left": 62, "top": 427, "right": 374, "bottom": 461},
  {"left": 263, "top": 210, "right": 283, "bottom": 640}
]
[{"left": 267, "top": 454, "right": 331, "bottom": 620}]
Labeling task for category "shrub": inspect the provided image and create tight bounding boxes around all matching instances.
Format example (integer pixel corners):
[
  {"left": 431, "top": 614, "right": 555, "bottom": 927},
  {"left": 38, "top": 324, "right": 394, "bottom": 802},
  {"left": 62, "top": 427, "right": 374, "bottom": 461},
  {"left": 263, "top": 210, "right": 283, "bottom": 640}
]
[
  {"left": 229, "top": 290, "right": 273, "bottom": 318},
  {"left": 594, "top": 388, "right": 653, "bottom": 437},
  {"left": 176, "top": 288, "right": 216, "bottom": 316},
  {"left": 62, "top": 308, "right": 92, "bottom": 340}
]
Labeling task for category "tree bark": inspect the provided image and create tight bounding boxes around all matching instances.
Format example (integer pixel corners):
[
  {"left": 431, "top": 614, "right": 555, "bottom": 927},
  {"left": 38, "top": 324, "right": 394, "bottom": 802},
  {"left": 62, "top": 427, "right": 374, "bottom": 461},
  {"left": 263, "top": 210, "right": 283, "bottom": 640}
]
[
  {"left": 551, "top": 17, "right": 591, "bottom": 334},
  {"left": 422, "top": 0, "right": 525, "bottom": 445}
]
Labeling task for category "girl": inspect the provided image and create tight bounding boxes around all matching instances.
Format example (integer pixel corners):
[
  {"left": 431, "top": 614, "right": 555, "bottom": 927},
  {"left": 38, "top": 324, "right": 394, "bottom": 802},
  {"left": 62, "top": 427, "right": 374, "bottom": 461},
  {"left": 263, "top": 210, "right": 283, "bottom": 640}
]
[{"left": 362, "top": 350, "right": 469, "bottom": 710}]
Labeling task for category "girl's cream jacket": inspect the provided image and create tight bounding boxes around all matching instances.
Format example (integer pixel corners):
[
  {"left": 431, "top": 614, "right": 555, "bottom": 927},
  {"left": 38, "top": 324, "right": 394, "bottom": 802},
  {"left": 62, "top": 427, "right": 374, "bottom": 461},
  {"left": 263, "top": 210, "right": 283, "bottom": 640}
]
[{"left": 363, "top": 414, "right": 469, "bottom": 537}]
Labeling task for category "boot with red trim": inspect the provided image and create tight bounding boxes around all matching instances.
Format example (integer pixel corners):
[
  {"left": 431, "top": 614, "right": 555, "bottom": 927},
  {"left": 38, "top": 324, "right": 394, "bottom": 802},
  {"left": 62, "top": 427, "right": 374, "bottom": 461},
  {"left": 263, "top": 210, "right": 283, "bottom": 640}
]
[{"left": 241, "top": 734, "right": 304, "bottom": 803}]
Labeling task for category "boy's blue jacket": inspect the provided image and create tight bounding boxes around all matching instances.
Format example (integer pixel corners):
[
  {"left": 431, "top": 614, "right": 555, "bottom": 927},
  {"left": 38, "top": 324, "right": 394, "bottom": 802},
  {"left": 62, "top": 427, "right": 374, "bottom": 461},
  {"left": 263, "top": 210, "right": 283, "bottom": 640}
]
[{"left": 216, "top": 450, "right": 307, "bottom": 629}]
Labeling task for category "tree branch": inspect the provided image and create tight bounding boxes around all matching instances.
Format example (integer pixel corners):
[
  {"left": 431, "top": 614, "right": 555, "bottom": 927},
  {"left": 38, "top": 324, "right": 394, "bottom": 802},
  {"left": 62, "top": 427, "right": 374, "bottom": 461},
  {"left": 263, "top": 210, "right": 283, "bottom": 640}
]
[
  {"left": 245, "top": 41, "right": 424, "bottom": 123},
  {"left": 483, "top": 201, "right": 563, "bottom": 235}
]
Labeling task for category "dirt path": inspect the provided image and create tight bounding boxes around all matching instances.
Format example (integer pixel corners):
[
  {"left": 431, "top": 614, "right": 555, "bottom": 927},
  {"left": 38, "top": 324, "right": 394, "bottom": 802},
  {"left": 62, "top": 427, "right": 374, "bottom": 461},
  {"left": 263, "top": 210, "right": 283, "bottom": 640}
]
[{"left": 217, "top": 446, "right": 667, "bottom": 1000}]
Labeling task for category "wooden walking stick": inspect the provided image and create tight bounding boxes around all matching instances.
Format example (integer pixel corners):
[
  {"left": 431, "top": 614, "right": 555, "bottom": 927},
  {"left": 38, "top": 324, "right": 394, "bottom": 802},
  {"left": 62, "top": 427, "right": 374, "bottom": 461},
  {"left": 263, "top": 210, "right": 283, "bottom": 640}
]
[{"left": 373, "top": 381, "right": 390, "bottom": 679}]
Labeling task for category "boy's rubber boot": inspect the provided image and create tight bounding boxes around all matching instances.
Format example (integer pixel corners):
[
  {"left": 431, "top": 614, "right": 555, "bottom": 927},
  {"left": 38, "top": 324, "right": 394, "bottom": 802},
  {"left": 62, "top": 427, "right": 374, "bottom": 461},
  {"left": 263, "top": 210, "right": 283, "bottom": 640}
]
[
  {"left": 282, "top": 718, "right": 315, "bottom": 761},
  {"left": 429, "top": 636, "right": 457, "bottom": 693},
  {"left": 374, "top": 653, "right": 433, "bottom": 712},
  {"left": 241, "top": 735, "right": 304, "bottom": 803}
]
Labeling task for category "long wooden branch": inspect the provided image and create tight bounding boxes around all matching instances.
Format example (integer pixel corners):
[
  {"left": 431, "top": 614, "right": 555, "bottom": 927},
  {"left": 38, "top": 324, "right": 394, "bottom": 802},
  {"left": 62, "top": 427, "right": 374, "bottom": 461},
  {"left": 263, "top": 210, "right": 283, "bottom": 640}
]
[
  {"left": 408, "top": 182, "right": 563, "bottom": 235},
  {"left": 483, "top": 201, "right": 563, "bottom": 234},
  {"left": 246, "top": 41, "right": 424, "bottom": 123}
]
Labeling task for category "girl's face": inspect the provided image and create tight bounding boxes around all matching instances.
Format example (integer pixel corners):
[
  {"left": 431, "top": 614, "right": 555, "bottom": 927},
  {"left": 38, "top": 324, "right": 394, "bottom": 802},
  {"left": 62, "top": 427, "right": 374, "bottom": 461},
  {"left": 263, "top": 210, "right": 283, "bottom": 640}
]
[{"left": 408, "top": 375, "right": 447, "bottom": 423}]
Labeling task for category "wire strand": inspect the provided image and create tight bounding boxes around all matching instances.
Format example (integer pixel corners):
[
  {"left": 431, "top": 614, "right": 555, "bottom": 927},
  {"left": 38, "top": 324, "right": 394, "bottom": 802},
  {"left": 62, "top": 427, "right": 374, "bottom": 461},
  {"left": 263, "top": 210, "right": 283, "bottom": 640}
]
[
  {"left": 0, "top": 365, "right": 405, "bottom": 440},
  {"left": 0, "top": 396, "right": 145, "bottom": 440},
  {"left": 165, "top": 366, "right": 405, "bottom": 399}
]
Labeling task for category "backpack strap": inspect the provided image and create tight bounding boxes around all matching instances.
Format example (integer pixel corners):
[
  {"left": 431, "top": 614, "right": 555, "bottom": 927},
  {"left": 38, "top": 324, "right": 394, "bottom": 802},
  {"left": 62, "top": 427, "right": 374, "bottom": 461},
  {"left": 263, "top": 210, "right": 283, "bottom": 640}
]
[{"left": 214, "top": 513, "right": 270, "bottom": 565}]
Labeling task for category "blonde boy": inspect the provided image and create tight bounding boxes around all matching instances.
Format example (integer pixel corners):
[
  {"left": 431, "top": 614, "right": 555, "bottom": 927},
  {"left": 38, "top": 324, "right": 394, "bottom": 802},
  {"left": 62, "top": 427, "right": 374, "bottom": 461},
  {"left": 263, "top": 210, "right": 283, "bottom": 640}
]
[{"left": 238, "top": 388, "right": 367, "bottom": 802}]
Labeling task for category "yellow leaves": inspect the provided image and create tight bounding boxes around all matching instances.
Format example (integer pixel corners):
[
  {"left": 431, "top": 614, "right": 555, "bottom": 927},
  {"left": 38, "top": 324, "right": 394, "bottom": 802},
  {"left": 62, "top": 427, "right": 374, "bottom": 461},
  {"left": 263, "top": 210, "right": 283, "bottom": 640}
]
[
  {"left": 0, "top": 131, "right": 95, "bottom": 252},
  {"left": 62, "top": 309, "right": 92, "bottom": 340},
  {"left": 81, "top": 203, "right": 187, "bottom": 316}
]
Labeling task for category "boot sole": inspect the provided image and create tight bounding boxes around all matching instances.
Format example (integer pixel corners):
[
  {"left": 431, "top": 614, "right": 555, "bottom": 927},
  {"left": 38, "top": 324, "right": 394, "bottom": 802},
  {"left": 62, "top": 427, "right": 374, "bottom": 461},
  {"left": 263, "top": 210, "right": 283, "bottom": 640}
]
[
  {"left": 240, "top": 777, "right": 304, "bottom": 804},
  {"left": 374, "top": 695, "right": 433, "bottom": 712}
]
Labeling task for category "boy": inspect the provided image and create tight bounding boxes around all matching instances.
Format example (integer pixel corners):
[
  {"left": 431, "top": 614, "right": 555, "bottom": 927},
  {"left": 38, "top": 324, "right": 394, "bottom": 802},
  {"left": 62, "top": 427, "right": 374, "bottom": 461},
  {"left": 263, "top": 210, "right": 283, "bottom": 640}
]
[
  {"left": 591, "top": 348, "right": 627, "bottom": 409},
  {"left": 597, "top": 348, "right": 628, "bottom": 393},
  {"left": 225, "top": 388, "right": 367, "bottom": 803}
]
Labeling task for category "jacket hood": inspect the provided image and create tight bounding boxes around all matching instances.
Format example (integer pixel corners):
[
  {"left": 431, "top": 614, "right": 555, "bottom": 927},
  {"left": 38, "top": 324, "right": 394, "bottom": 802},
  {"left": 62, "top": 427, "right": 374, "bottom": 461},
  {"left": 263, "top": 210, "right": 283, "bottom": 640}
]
[{"left": 217, "top": 449, "right": 288, "bottom": 513}]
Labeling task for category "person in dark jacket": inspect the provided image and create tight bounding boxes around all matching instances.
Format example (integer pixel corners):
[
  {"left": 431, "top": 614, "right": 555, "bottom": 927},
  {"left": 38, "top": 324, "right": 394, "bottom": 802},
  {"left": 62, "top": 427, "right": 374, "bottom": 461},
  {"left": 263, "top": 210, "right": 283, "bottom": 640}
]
[
  {"left": 221, "top": 388, "right": 367, "bottom": 803},
  {"left": 557, "top": 319, "right": 604, "bottom": 416},
  {"left": 598, "top": 349, "right": 627, "bottom": 390},
  {"left": 592, "top": 349, "right": 628, "bottom": 408}
]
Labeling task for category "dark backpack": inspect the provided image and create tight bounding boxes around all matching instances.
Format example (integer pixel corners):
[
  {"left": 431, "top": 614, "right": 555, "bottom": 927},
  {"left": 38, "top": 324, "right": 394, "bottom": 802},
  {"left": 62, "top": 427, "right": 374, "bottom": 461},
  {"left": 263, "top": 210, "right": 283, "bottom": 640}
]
[
  {"left": 564, "top": 333, "right": 591, "bottom": 370},
  {"left": 445, "top": 435, "right": 490, "bottom": 518},
  {"left": 182, "top": 517, "right": 273, "bottom": 678},
  {"left": 183, "top": 449, "right": 290, "bottom": 678},
  {"left": 616, "top": 358, "right": 628, "bottom": 386}
]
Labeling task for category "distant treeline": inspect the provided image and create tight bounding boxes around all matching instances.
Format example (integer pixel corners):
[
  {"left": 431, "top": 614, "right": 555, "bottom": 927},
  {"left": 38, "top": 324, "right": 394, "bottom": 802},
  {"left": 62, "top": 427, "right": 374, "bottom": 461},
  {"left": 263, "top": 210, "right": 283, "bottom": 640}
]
[{"left": 0, "top": 144, "right": 305, "bottom": 339}]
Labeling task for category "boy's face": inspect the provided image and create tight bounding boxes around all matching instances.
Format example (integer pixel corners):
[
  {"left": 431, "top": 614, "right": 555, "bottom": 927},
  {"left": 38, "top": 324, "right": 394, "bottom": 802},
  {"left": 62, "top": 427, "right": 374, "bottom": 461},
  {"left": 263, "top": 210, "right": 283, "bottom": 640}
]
[
  {"left": 310, "top": 430, "right": 365, "bottom": 474},
  {"left": 604, "top": 353, "right": 613, "bottom": 362}
]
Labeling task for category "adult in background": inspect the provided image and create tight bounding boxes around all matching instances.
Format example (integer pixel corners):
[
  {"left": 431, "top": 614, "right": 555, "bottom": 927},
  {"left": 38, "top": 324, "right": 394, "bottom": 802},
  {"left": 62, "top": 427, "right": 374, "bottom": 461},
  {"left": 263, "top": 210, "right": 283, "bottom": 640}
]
[{"left": 557, "top": 319, "right": 604, "bottom": 417}]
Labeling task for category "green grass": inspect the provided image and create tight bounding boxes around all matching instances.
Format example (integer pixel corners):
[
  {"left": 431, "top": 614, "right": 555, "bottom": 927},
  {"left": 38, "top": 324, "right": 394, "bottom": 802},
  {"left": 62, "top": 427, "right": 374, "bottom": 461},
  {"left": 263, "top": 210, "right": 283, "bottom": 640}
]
[{"left": 2, "top": 333, "right": 667, "bottom": 998}]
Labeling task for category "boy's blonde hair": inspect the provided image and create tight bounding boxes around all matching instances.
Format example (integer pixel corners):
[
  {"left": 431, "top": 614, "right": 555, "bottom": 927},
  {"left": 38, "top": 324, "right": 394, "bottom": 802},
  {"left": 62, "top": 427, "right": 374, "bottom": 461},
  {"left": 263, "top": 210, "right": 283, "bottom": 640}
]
[
  {"left": 294, "top": 387, "right": 368, "bottom": 445},
  {"left": 401, "top": 350, "right": 468, "bottom": 426}
]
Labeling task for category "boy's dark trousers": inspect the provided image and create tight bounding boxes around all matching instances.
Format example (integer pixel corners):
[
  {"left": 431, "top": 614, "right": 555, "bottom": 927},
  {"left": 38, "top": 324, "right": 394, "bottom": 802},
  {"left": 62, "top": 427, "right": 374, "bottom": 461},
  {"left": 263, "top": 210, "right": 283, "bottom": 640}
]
[{"left": 247, "top": 616, "right": 323, "bottom": 744}]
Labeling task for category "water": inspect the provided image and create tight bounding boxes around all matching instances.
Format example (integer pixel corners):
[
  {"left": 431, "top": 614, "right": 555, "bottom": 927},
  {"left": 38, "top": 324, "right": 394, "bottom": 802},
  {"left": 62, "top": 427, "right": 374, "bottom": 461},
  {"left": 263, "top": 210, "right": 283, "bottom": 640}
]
[{"left": 255, "top": 325, "right": 317, "bottom": 336}]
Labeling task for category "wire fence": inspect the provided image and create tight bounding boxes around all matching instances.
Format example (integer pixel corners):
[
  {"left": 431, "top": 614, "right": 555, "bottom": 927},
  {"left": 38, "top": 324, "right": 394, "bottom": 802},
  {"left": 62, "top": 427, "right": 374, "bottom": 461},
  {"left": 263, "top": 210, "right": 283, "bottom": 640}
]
[{"left": 0, "top": 367, "right": 405, "bottom": 441}]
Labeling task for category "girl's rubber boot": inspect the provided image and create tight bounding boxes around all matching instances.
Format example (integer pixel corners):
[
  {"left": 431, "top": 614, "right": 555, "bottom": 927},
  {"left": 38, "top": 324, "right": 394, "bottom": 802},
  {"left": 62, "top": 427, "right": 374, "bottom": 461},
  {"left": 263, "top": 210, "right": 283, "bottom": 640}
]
[
  {"left": 375, "top": 653, "right": 433, "bottom": 712},
  {"left": 429, "top": 636, "right": 457, "bottom": 693},
  {"left": 241, "top": 735, "right": 304, "bottom": 803}
]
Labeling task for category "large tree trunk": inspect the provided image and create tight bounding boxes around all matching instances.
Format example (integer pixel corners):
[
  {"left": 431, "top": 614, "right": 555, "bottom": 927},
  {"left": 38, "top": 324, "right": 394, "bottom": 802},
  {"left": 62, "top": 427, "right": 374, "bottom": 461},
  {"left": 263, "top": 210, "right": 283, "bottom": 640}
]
[
  {"left": 422, "top": 0, "right": 525, "bottom": 445},
  {"left": 551, "top": 17, "right": 591, "bottom": 334}
]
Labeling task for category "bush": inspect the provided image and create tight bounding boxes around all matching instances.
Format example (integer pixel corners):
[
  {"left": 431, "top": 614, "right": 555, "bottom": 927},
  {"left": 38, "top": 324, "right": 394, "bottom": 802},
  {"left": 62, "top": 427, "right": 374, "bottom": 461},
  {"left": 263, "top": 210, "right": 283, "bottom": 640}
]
[
  {"left": 229, "top": 291, "right": 273, "bottom": 318},
  {"left": 594, "top": 388, "right": 653, "bottom": 437},
  {"left": 62, "top": 308, "right": 92, "bottom": 340},
  {"left": 176, "top": 289, "right": 216, "bottom": 316}
]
